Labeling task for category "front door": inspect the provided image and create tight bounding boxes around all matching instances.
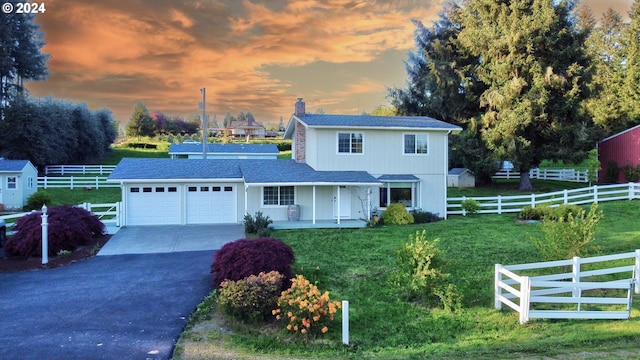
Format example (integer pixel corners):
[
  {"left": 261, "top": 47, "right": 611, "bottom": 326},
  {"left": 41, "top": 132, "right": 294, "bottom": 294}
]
[{"left": 333, "top": 186, "right": 351, "bottom": 219}]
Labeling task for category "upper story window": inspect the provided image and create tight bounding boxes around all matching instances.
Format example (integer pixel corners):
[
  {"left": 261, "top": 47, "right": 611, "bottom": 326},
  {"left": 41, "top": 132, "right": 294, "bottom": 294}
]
[
  {"left": 7, "top": 176, "right": 17, "bottom": 190},
  {"left": 337, "top": 132, "right": 363, "bottom": 154},
  {"left": 404, "top": 133, "right": 428, "bottom": 155}
]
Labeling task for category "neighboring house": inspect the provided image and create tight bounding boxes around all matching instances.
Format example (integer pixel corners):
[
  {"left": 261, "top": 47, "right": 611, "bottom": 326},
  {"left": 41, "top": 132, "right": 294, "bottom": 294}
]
[
  {"left": 168, "top": 143, "right": 279, "bottom": 159},
  {"left": 108, "top": 98, "right": 461, "bottom": 227},
  {"left": 598, "top": 124, "right": 640, "bottom": 183},
  {"left": 229, "top": 118, "right": 266, "bottom": 139},
  {"left": 448, "top": 168, "right": 475, "bottom": 188},
  {"left": 0, "top": 159, "right": 38, "bottom": 210}
]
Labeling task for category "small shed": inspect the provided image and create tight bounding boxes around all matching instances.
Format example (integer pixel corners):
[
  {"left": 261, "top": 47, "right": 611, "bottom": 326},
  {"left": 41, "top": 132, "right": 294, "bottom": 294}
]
[
  {"left": 0, "top": 159, "right": 38, "bottom": 210},
  {"left": 448, "top": 168, "right": 475, "bottom": 188},
  {"left": 598, "top": 124, "right": 640, "bottom": 183}
]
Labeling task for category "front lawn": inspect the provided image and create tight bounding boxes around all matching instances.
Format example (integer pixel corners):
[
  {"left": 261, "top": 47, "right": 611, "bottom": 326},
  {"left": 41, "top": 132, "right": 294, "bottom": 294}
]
[{"left": 175, "top": 200, "right": 640, "bottom": 359}]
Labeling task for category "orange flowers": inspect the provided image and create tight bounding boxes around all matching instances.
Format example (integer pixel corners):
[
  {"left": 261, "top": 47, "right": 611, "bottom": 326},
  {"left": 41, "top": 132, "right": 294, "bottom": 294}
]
[{"left": 273, "top": 274, "right": 341, "bottom": 338}]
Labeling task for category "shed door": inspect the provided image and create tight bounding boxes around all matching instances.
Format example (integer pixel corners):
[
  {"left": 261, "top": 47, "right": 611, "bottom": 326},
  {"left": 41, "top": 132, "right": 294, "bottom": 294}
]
[
  {"left": 186, "top": 184, "right": 236, "bottom": 224},
  {"left": 126, "top": 185, "right": 180, "bottom": 225}
]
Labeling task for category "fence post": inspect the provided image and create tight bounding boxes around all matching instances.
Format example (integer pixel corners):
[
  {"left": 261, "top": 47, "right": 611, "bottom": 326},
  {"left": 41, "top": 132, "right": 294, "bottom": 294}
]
[
  {"left": 520, "top": 276, "right": 531, "bottom": 324},
  {"left": 342, "top": 300, "right": 349, "bottom": 345},
  {"left": 461, "top": 196, "right": 467, "bottom": 216},
  {"left": 497, "top": 195, "right": 502, "bottom": 215},
  {"left": 594, "top": 185, "right": 598, "bottom": 203},
  {"left": 572, "top": 256, "right": 581, "bottom": 303},
  {"left": 41, "top": 205, "right": 48, "bottom": 266},
  {"left": 531, "top": 193, "right": 535, "bottom": 208},
  {"left": 563, "top": 189, "right": 568, "bottom": 204},
  {"left": 495, "top": 264, "right": 503, "bottom": 310},
  {"left": 635, "top": 250, "right": 640, "bottom": 295},
  {"left": 95, "top": 177, "right": 100, "bottom": 189},
  {"left": 630, "top": 183, "right": 635, "bottom": 200}
]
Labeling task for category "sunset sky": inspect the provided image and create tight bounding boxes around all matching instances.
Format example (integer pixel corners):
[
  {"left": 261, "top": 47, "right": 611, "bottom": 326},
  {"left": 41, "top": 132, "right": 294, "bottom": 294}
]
[{"left": 25, "top": 0, "right": 635, "bottom": 127}]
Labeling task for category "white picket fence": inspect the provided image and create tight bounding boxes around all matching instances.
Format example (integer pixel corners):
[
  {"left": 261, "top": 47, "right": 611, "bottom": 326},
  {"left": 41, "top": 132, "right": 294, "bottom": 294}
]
[
  {"left": 495, "top": 250, "right": 640, "bottom": 324},
  {"left": 493, "top": 168, "right": 589, "bottom": 183},
  {"left": 447, "top": 183, "right": 640, "bottom": 216},
  {"left": 44, "top": 165, "right": 116, "bottom": 175},
  {"left": 37, "top": 176, "right": 119, "bottom": 189},
  {"left": 0, "top": 202, "right": 120, "bottom": 235}
]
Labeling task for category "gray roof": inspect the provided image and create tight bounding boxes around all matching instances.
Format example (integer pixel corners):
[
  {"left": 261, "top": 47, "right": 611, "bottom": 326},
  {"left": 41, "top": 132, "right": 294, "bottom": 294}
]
[
  {"left": 0, "top": 159, "right": 31, "bottom": 172},
  {"left": 108, "top": 158, "right": 244, "bottom": 180},
  {"left": 240, "top": 160, "right": 380, "bottom": 185},
  {"left": 108, "top": 158, "right": 380, "bottom": 185},
  {"left": 284, "top": 114, "right": 461, "bottom": 138},
  {"left": 448, "top": 168, "right": 472, "bottom": 176},
  {"left": 168, "top": 143, "right": 279, "bottom": 154},
  {"left": 377, "top": 174, "right": 420, "bottom": 181}
]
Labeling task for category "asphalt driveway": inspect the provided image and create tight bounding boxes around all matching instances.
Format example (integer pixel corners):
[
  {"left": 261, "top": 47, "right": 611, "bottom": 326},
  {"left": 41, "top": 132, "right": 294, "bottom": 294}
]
[{"left": 0, "top": 225, "right": 245, "bottom": 360}]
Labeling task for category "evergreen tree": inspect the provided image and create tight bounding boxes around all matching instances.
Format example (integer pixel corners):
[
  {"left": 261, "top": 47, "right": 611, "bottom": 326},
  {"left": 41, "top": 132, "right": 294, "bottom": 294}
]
[
  {"left": 126, "top": 102, "right": 155, "bottom": 139},
  {"left": 0, "top": 3, "right": 49, "bottom": 116},
  {"left": 457, "top": 0, "right": 595, "bottom": 190},
  {"left": 624, "top": 0, "right": 640, "bottom": 125}
]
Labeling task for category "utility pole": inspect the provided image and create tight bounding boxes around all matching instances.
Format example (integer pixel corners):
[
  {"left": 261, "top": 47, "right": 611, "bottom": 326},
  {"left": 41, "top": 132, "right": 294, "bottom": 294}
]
[{"left": 200, "top": 88, "right": 207, "bottom": 159}]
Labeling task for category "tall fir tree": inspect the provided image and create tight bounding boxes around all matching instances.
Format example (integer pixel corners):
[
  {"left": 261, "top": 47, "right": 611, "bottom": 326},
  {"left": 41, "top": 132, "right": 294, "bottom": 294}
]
[
  {"left": 126, "top": 102, "right": 155, "bottom": 139},
  {"left": 457, "top": 0, "right": 595, "bottom": 190}
]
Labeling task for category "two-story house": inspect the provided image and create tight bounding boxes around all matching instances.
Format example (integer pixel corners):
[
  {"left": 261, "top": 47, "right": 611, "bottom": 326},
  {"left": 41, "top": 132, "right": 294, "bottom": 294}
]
[{"left": 107, "top": 99, "right": 460, "bottom": 227}]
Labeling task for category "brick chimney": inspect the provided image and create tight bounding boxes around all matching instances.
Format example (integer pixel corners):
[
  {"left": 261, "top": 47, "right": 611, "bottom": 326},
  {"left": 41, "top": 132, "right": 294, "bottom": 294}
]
[{"left": 294, "top": 98, "right": 305, "bottom": 117}]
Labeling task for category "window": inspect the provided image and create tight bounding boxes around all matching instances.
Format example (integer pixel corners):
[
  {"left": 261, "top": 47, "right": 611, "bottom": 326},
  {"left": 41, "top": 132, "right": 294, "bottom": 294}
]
[
  {"left": 404, "top": 134, "right": 428, "bottom": 154},
  {"left": 200, "top": 186, "right": 209, "bottom": 191},
  {"left": 188, "top": 186, "right": 197, "bottom": 192},
  {"left": 263, "top": 186, "right": 294, "bottom": 206},
  {"left": 7, "top": 177, "right": 16, "bottom": 190},
  {"left": 224, "top": 186, "right": 233, "bottom": 192},
  {"left": 130, "top": 187, "right": 140, "bottom": 193},
  {"left": 143, "top": 187, "right": 152, "bottom": 193},
  {"left": 27, "top": 177, "right": 34, "bottom": 189},
  {"left": 379, "top": 182, "right": 418, "bottom": 208},
  {"left": 212, "top": 186, "right": 221, "bottom": 191},
  {"left": 338, "top": 133, "right": 363, "bottom": 154},
  {"left": 155, "top": 187, "right": 165, "bottom": 192},
  {"left": 168, "top": 187, "right": 177, "bottom": 192}
]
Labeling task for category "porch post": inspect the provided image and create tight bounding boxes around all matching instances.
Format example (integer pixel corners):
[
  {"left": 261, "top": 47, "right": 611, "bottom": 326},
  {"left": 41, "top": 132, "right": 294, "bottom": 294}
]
[
  {"left": 367, "top": 187, "right": 371, "bottom": 220},
  {"left": 336, "top": 185, "right": 341, "bottom": 224},
  {"left": 244, "top": 184, "right": 248, "bottom": 217},
  {"left": 312, "top": 185, "right": 316, "bottom": 225}
]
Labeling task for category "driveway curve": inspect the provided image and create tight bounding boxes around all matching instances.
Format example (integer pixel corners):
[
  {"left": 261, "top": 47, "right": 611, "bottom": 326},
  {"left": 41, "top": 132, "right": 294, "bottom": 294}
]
[{"left": 0, "top": 225, "right": 244, "bottom": 360}]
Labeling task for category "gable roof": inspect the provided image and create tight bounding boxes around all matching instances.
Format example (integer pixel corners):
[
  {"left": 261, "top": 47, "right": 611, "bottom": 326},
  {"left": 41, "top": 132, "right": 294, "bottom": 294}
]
[
  {"left": 108, "top": 158, "right": 380, "bottom": 186},
  {"left": 448, "top": 168, "right": 473, "bottom": 176},
  {"left": 0, "top": 159, "right": 32, "bottom": 172},
  {"left": 168, "top": 143, "right": 279, "bottom": 155},
  {"left": 599, "top": 124, "right": 640, "bottom": 144},
  {"left": 283, "top": 114, "right": 461, "bottom": 138}
]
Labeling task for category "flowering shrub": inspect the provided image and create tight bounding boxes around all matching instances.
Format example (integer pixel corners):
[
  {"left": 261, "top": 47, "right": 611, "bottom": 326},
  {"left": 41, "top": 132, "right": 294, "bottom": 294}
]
[
  {"left": 273, "top": 274, "right": 341, "bottom": 337},
  {"left": 218, "top": 271, "right": 284, "bottom": 322}
]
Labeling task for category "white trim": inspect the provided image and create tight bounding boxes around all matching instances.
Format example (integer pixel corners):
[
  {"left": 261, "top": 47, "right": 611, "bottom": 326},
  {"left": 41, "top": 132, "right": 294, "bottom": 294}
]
[
  {"left": 336, "top": 131, "right": 365, "bottom": 155},
  {"left": 402, "top": 133, "right": 429, "bottom": 156}
]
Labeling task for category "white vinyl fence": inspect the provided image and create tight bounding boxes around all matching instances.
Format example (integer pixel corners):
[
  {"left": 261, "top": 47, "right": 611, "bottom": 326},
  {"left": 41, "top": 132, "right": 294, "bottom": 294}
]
[
  {"left": 37, "top": 176, "right": 119, "bottom": 189},
  {"left": 44, "top": 165, "right": 116, "bottom": 175},
  {"left": 0, "top": 202, "right": 120, "bottom": 235},
  {"left": 447, "top": 183, "right": 640, "bottom": 216},
  {"left": 493, "top": 168, "right": 589, "bottom": 183},
  {"left": 495, "top": 251, "right": 640, "bottom": 324}
]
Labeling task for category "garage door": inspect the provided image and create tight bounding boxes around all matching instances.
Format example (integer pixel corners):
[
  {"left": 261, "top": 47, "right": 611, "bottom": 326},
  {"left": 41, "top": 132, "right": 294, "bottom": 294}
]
[
  {"left": 127, "top": 185, "right": 180, "bottom": 225},
  {"left": 186, "top": 184, "right": 236, "bottom": 224}
]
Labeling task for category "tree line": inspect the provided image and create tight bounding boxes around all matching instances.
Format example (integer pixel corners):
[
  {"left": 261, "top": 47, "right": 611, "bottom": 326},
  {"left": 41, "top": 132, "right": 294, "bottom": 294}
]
[
  {"left": 389, "top": 0, "right": 640, "bottom": 189},
  {"left": 0, "top": 97, "right": 118, "bottom": 168}
]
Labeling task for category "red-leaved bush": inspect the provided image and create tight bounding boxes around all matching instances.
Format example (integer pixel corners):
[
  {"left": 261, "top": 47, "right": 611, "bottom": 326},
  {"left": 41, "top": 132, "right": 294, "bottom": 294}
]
[
  {"left": 4, "top": 205, "right": 105, "bottom": 258},
  {"left": 211, "top": 237, "right": 295, "bottom": 290}
]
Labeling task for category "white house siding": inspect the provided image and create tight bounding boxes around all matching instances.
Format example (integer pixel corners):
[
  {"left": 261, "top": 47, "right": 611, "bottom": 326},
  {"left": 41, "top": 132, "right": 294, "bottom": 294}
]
[
  {"left": 0, "top": 165, "right": 38, "bottom": 210},
  {"left": 245, "top": 185, "right": 371, "bottom": 222},
  {"left": 304, "top": 128, "right": 450, "bottom": 216}
]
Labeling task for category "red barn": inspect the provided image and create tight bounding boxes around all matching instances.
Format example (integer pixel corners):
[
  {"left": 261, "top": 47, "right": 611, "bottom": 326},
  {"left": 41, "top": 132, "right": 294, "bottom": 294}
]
[{"left": 598, "top": 124, "right": 640, "bottom": 183}]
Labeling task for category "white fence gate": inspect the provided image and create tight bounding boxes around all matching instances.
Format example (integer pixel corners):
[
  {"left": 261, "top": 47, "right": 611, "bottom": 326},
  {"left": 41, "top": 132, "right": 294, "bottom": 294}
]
[{"left": 495, "top": 251, "right": 640, "bottom": 324}]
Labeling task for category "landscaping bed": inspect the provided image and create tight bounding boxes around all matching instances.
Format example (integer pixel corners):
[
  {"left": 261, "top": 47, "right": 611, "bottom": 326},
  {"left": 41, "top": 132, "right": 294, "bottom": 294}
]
[{"left": 0, "top": 234, "right": 110, "bottom": 272}]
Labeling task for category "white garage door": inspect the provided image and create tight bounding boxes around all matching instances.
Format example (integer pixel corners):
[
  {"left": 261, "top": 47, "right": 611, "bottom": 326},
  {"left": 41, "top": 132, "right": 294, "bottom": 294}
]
[
  {"left": 186, "top": 184, "right": 236, "bottom": 224},
  {"left": 127, "top": 185, "right": 181, "bottom": 225}
]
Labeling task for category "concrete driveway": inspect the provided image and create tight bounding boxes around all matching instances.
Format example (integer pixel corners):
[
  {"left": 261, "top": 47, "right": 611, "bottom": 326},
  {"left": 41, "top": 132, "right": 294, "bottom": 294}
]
[
  {"left": 0, "top": 225, "right": 245, "bottom": 360},
  {"left": 98, "top": 224, "right": 245, "bottom": 255}
]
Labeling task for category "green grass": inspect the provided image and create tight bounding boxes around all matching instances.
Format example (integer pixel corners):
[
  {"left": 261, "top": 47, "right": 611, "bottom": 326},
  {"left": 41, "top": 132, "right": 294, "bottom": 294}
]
[
  {"left": 39, "top": 188, "right": 121, "bottom": 205},
  {"left": 177, "top": 200, "right": 640, "bottom": 359},
  {"left": 448, "top": 179, "right": 588, "bottom": 197}
]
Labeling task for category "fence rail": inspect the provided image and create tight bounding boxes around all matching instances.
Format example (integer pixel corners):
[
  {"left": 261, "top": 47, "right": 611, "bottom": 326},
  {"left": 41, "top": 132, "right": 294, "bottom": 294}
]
[
  {"left": 0, "top": 202, "right": 120, "bottom": 234},
  {"left": 447, "top": 182, "right": 640, "bottom": 216},
  {"left": 493, "top": 168, "right": 589, "bottom": 183},
  {"left": 495, "top": 250, "right": 640, "bottom": 324},
  {"left": 37, "top": 176, "right": 119, "bottom": 189},
  {"left": 44, "top": 165, "right": 116, "bottom": 175}
]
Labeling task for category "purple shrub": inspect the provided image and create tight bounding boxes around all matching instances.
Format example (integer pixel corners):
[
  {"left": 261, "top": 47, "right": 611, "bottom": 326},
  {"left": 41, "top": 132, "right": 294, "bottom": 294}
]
[
  {"left": 211, "top": 237, "right": 295, "bottom": 290},
  {"left": 4, "top": 205, "right": 105, "bottom": 258}
]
